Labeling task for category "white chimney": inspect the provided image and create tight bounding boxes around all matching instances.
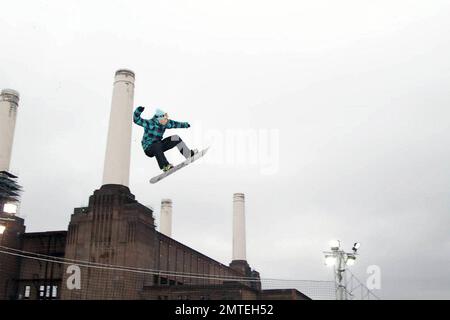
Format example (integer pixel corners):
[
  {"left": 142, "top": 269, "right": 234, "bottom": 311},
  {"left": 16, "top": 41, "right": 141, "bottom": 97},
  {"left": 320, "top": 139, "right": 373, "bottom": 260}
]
[
  {"left": 0, "top": 89, "right": 20, "bottom": 172},
  {"left": 102, "top": 69, "right": 135, "bottom": 187},
  {"left": 160, "top": 199, "right": 173, "bottom": 237},
  {"left": 232, "top": 193, "right": 247, "bottom": 261}
]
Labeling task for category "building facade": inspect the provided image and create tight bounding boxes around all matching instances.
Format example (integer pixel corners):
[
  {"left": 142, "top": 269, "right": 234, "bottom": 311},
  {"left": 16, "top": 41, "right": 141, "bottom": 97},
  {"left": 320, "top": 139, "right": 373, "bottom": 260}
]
[{"left": 0, "top": 185, "right": 309, "bottom": 300}]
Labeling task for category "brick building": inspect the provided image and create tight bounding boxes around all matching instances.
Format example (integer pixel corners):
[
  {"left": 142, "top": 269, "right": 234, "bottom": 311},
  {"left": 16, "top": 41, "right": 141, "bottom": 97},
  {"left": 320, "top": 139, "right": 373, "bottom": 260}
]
[{"left": 0, "top": 184, "right": 310, "bottom": 300}]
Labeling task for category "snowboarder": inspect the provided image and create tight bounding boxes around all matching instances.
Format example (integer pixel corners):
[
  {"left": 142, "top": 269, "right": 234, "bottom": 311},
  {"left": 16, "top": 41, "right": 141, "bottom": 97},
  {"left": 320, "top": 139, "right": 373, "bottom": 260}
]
[{"left": 133, "top": 106, "right": 198, "bottom": 172}]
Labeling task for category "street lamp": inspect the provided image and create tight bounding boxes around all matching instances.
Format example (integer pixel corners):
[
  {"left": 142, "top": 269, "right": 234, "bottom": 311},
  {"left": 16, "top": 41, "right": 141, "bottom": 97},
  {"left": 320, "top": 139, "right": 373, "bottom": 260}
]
[
  {"left": 3, "top": 202, "right": 17, "bottom": 215},
  {"left": 323, "top": 240, "right": 360, "bottom": 300}
]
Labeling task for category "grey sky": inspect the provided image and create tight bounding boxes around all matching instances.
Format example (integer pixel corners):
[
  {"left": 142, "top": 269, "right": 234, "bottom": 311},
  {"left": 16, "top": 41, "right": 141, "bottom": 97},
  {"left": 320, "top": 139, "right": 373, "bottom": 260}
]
[{"left": 1, "top": 0, "right": 450, "bottom": 299}]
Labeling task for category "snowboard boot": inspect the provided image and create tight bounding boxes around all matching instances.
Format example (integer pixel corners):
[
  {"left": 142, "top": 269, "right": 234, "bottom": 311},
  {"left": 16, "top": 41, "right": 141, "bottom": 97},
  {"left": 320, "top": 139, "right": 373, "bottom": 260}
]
[
  {"left": 162, "top": 164, "right": 174, "bottom": 172},
  {"left": 190, "top": 149, "right": 199, "bottom": 158}
]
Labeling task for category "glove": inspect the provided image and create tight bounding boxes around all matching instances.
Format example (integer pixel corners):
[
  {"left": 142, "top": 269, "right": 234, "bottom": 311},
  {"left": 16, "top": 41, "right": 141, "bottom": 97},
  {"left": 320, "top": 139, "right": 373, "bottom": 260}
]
[{"left": 137, "top": 106, "right": 145, "bottom": 112}]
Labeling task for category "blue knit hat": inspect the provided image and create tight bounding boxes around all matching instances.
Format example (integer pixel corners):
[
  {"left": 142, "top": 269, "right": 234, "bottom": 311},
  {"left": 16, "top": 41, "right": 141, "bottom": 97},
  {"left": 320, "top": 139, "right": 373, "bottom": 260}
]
[{"left": 154, "top": 108, "right": 166, "bottom": 118}]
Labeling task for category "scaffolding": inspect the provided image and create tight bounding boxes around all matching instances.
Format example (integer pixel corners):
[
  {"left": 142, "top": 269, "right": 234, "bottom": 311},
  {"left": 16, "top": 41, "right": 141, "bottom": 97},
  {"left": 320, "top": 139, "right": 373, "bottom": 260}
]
[{"left": 0, "top": 171, "right": 22, "bottom": 210}]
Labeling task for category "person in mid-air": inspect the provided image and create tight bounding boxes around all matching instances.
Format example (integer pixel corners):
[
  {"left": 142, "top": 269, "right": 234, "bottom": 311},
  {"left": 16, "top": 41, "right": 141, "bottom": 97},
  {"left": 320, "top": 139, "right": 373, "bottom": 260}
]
[{"left": 133, "top": 106, "right": 197, "bottom": 172}]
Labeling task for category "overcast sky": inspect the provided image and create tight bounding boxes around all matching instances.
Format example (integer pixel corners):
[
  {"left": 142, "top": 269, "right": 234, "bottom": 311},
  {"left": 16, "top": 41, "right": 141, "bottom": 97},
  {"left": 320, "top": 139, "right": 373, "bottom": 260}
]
[{"left": 1, "top": 0, "right": 450, "bottom": 299}]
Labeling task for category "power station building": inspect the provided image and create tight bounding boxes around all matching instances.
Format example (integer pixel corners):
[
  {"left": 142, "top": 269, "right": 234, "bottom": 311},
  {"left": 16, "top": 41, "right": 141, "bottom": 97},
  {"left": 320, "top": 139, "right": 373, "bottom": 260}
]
[{"left": 0, "top": 71, "right": 309, "bottom": 300}]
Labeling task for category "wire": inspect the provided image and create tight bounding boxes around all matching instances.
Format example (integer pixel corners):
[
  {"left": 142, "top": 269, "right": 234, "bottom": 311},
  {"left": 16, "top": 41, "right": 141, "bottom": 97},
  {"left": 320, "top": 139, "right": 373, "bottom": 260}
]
[
  {"left": 0, "top": 245, "right": 333, "bottom": 284},
  {"left": 0, "top": 246, "right": 337, "bottom": 300}
]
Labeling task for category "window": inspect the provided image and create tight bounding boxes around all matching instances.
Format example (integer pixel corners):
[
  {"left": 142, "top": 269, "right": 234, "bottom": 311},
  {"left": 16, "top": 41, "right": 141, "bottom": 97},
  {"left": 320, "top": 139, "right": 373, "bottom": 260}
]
[
  {"left": 39, "top": 286, "right": 45, "bottom": 298},
  {"left": 39, "top": 285, "right": 58, "bottom": 299},
  {"left": 46, "top": 286, "right": 51, "bottom": 298},
  {"left": 24, "top": 286, "right": 31, "bottom": 299},
  {"left": 52, "top": 286, "right": 58, "bottom": 298}
]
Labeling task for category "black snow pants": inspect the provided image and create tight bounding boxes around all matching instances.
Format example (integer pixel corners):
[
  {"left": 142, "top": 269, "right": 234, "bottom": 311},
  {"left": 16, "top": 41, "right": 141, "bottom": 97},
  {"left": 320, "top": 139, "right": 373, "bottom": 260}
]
[{"left": 144, "top": 135, "right": 191, "bottom": 169}]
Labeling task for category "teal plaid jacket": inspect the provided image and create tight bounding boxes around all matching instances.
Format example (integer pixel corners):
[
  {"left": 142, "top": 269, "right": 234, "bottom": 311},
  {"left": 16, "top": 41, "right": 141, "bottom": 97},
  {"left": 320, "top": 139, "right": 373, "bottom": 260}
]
[{"left": 133, "top": 107, "right": 190, "bottom": 151}]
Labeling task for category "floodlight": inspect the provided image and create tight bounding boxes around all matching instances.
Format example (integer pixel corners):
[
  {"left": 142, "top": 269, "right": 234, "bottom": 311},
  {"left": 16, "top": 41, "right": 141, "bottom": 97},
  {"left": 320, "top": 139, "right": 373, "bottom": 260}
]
[
  {"left": 346, "top": 254, "right": 356, "bottom": 266},
  {"left": 325, "top": 255, "right": 337, "bottom": 266},
  {"left": 3, "top": 203, "right": 17, "bottom": 214}
]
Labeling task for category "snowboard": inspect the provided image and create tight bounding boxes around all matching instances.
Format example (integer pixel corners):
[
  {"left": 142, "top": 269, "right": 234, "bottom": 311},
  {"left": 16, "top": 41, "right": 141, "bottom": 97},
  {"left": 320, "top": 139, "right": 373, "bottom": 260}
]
[{"left": 150, "top": 147, "right": 210, "bottom": 184}]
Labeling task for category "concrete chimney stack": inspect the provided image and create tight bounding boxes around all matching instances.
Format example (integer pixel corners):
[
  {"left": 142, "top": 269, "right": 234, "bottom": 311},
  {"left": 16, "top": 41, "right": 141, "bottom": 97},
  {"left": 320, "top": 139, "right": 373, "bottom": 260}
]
[
  {"left": 232, "top": 193, "right": 247, "bottom": 261},
  {"left": 0, "top": 89, "right": 20, "bottom": 172},
  {"left": 102, "top": 69, "right": 135, "bottom": 187},
  {"left": 160, "top": 199, "right": 173, "bottom": 237}
]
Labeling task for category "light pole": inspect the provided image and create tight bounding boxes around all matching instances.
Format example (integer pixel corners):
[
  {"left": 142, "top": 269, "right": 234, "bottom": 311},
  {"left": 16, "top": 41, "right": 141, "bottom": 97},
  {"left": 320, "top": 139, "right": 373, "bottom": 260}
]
[{"left": 323, "top": 240, "right": 360, "bottom": 300}]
